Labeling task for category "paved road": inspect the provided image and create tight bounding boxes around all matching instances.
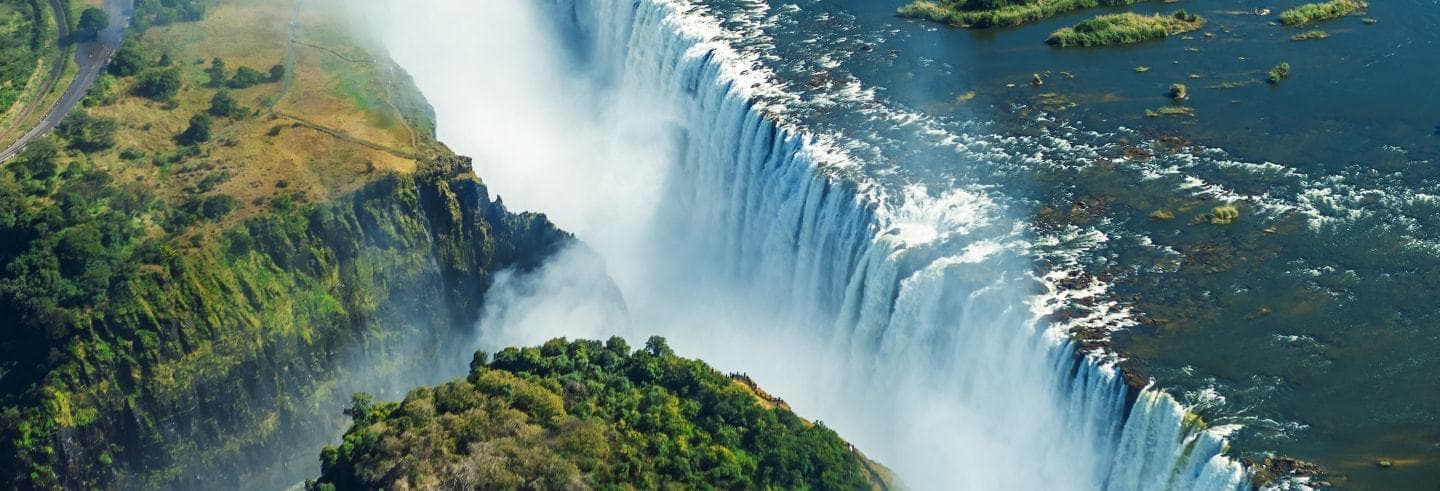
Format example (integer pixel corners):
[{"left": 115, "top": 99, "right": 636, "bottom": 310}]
[
  {"left": 0, "top": 0, "right": 73, "bottom": 145},
  {"left": 0, "top": 0, "right": 134, "bottom": 163}
]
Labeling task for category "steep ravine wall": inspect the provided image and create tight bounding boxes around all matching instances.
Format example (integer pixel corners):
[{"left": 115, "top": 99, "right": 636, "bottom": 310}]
[{"left": 3, "top": 156, "right": 571, "bottom": 489}]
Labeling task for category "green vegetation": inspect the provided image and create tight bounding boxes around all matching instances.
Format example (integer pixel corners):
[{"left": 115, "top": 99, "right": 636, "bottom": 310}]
[
  {"left": 177, "top": 114, "right": 212, "bottom": 145},
  {"left": 0, "top": 0, "right": 44, "bottom": 111},
  {"left": 1278, "top": 0, "right": 1367, "bottom": 25},
  {"left": 1047, "top": 11, "right": 1205, "bottom": 47},
  {"left": 309, "top": 338, "right": 886, "bottom": 490},
  {"left": 108, "top": 39, "right": 147, "bottom": 77},
  {"left": 899, "top": 0, "right": 1147, "bottom": 28},
  {"left": 204, "top": 57, "right": 282, "bottom": 90},
  {"left": 54, "top": 110, "right": 117, "bottom": 151},
  {"left": 0, "top": 143, "right": 570, "bottom": 487},
  {"left": 76, "top": 7, "right": 107, "bottom": 39},
  {"left": 135, "top": 67, "right": 181, "bottom": 100},
  {"left": 1268, "top": 62, "right": 1291, "bottom": 84},
  {"left": 1289, "top": 29, "right": 1330, "bottom": 41},
  {"left": 130, "top": 0, "right": 206, "bottom": 32},
  {"left": 0, "top": 0, "right": 575, "bottom": 487},
  {"left": 207, "top": 90, "right": 243, "bottom": 118}
]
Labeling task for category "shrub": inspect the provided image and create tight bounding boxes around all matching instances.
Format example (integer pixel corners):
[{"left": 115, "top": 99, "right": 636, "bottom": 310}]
[
  {"left": 1278, "top": 0, "right": 1367, "bottom": 25},
  {"left": 1267, "top": 62, "right": 1291, "bottom": 84},
  {"left": 208, "top": 91, "right": 243, "bottom": 118},
  {"left": 1289, "top": 30, "right": 1329, "bottom": 41},
  {"left": 204, "top": 58, "right": 227, "bottom": 87},
  {"left": 1046, "top": 11, "right": 1205, "bottom": 47},
  {"left": 135, "top": 68, "right": 182, "bottom": 100},
  {"left": 228, "top": 66, "right": 267, "bottom": 89},
  {"left": 178, "top": 115, "right": 213, "bottom": 145},
  {"left": 108, "top": 40, "right": 148, "bottom": 77},
  {"left": 900, "top": 0, "right": 1146, "bottom": 28},
  {"left": 56, "top": 112, "right": 118, "bottom": 152}
]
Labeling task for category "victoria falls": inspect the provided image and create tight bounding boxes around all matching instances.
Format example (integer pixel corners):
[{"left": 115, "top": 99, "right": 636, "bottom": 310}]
[{"left": 0, "top": 0, "right": 1436, "bottom": 489}]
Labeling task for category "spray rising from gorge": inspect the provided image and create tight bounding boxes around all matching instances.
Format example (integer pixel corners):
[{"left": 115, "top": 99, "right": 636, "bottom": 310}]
[{"left": 357, "top": 0, "right": 1253, "bottom": 488}]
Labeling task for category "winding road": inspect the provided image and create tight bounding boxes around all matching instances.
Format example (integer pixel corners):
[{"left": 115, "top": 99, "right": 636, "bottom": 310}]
[{"left": 0, "top": 0, "right": 133, "bottom": 163}]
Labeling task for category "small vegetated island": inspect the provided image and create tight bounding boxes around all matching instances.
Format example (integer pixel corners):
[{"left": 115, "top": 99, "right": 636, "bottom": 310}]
[
  {"left": 898, "top": 0, "right": 1148, "bottom": 28},
  {"left": 1047, "top": 10, "right": 1205, "bottom": 47},
  {"left": 1278, "top": 0, "right": 1368, "bottom": 25},
  {"left": 308, "top": 337, "right": 896, "bottom": 490}
]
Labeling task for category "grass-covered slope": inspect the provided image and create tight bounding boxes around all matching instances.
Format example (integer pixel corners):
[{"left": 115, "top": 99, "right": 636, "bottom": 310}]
[
  {"left": 898, "top": 0, "right": 1148, "bottom": 28},
  {"left": 310, "top": 337, "right": 896, "bottom": 491},
  {"left": 0, "top": 0, "right": 573, "bottom": 488}
]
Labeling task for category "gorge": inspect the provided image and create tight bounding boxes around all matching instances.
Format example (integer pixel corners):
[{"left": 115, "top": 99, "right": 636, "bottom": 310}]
[{"left": 7, "top": 0, "right": 1435, "bottom": 488}]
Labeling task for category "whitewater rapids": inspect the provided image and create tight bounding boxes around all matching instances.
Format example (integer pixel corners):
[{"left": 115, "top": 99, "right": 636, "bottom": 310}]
[{"left": 360, "top": 0, "right": 1253, "bottom": 488}]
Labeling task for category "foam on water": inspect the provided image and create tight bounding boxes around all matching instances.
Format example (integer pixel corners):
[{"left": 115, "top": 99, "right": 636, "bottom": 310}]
[{"left": 368, "top": 0, "right": 1266, "bottom": 488}]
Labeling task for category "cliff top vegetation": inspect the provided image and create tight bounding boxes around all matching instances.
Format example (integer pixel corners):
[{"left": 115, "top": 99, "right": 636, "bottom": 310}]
[
  {"left": 0, "top": 0, "right": 469, "bottom": 486},
  {"left": 309, "top": 337, "right": 896, "bottom": 491}
]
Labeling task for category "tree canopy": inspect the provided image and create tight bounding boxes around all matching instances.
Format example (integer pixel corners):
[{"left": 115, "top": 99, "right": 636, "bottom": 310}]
[
  {"left": 308, "top": 337, "right": 885, "bottom": 490},
  {"left": 77, "top": 7, "right": 109, "bottom": 39}
]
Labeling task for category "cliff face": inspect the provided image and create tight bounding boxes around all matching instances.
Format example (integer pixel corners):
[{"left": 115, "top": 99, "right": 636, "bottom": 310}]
[
  {"left": 0, "top": 0, "right": 584, "bottom": 486},
  {"left": 1, "top": 154, "right": 571, "bottom": 489}
]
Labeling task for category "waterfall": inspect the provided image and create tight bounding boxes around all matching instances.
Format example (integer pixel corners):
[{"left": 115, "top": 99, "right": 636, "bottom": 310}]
[{"left": 369, "top": 0, "right": 1254, "bottom": 488}]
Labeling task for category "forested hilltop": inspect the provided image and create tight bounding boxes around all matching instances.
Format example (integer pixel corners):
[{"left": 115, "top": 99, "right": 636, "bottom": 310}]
[
  {"left": 0, "top": 0, "right": 570, "bottom": 487},
  {"left": 310, "top": 337, "right": 898, "bottom": 491}
]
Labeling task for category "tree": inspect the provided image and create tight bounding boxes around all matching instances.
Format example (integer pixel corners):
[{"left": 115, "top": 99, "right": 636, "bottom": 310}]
[
  {"left": 268, "top": 64, "right": 286, "bottom": 82},
  {"left": 56, "top": 112, "right": 117, "bottom": 152},
  {"left": 82, "top": 75, "right": 117, "bottom": 107},
  {"left": 208, "top": 91, "right": 242, "bottom": 118},
  {"left": 228, "top": 66, "right": 266, "bottom": 89},
  {"left": 17, "top": 138, "right": 60, "bottom": 172},
  {"left": 204, "top": 58, "right": 226, "bottom": 87},
  {"left": 77, "top": 8, "right": 109, "bottom": 39},
  {"left": 108, "top": 40, "right": 147, "bottom": 77},
  {"left": 197, "top": 195, "right": 237, "bottom": 220},
  {"left": 135, "top": 68, "right": 181, "bottom": 100},
  {"left": 178, "top": 114, "right": 212, "bottom": 145},
  {"left": 644, "top": 336, "right": 673, "bottom": 357}
]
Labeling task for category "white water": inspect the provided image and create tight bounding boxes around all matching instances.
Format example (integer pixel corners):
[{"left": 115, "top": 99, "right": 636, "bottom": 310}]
[{"left": 360, "top": 0, "right": 1252, "bottom": 489}]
